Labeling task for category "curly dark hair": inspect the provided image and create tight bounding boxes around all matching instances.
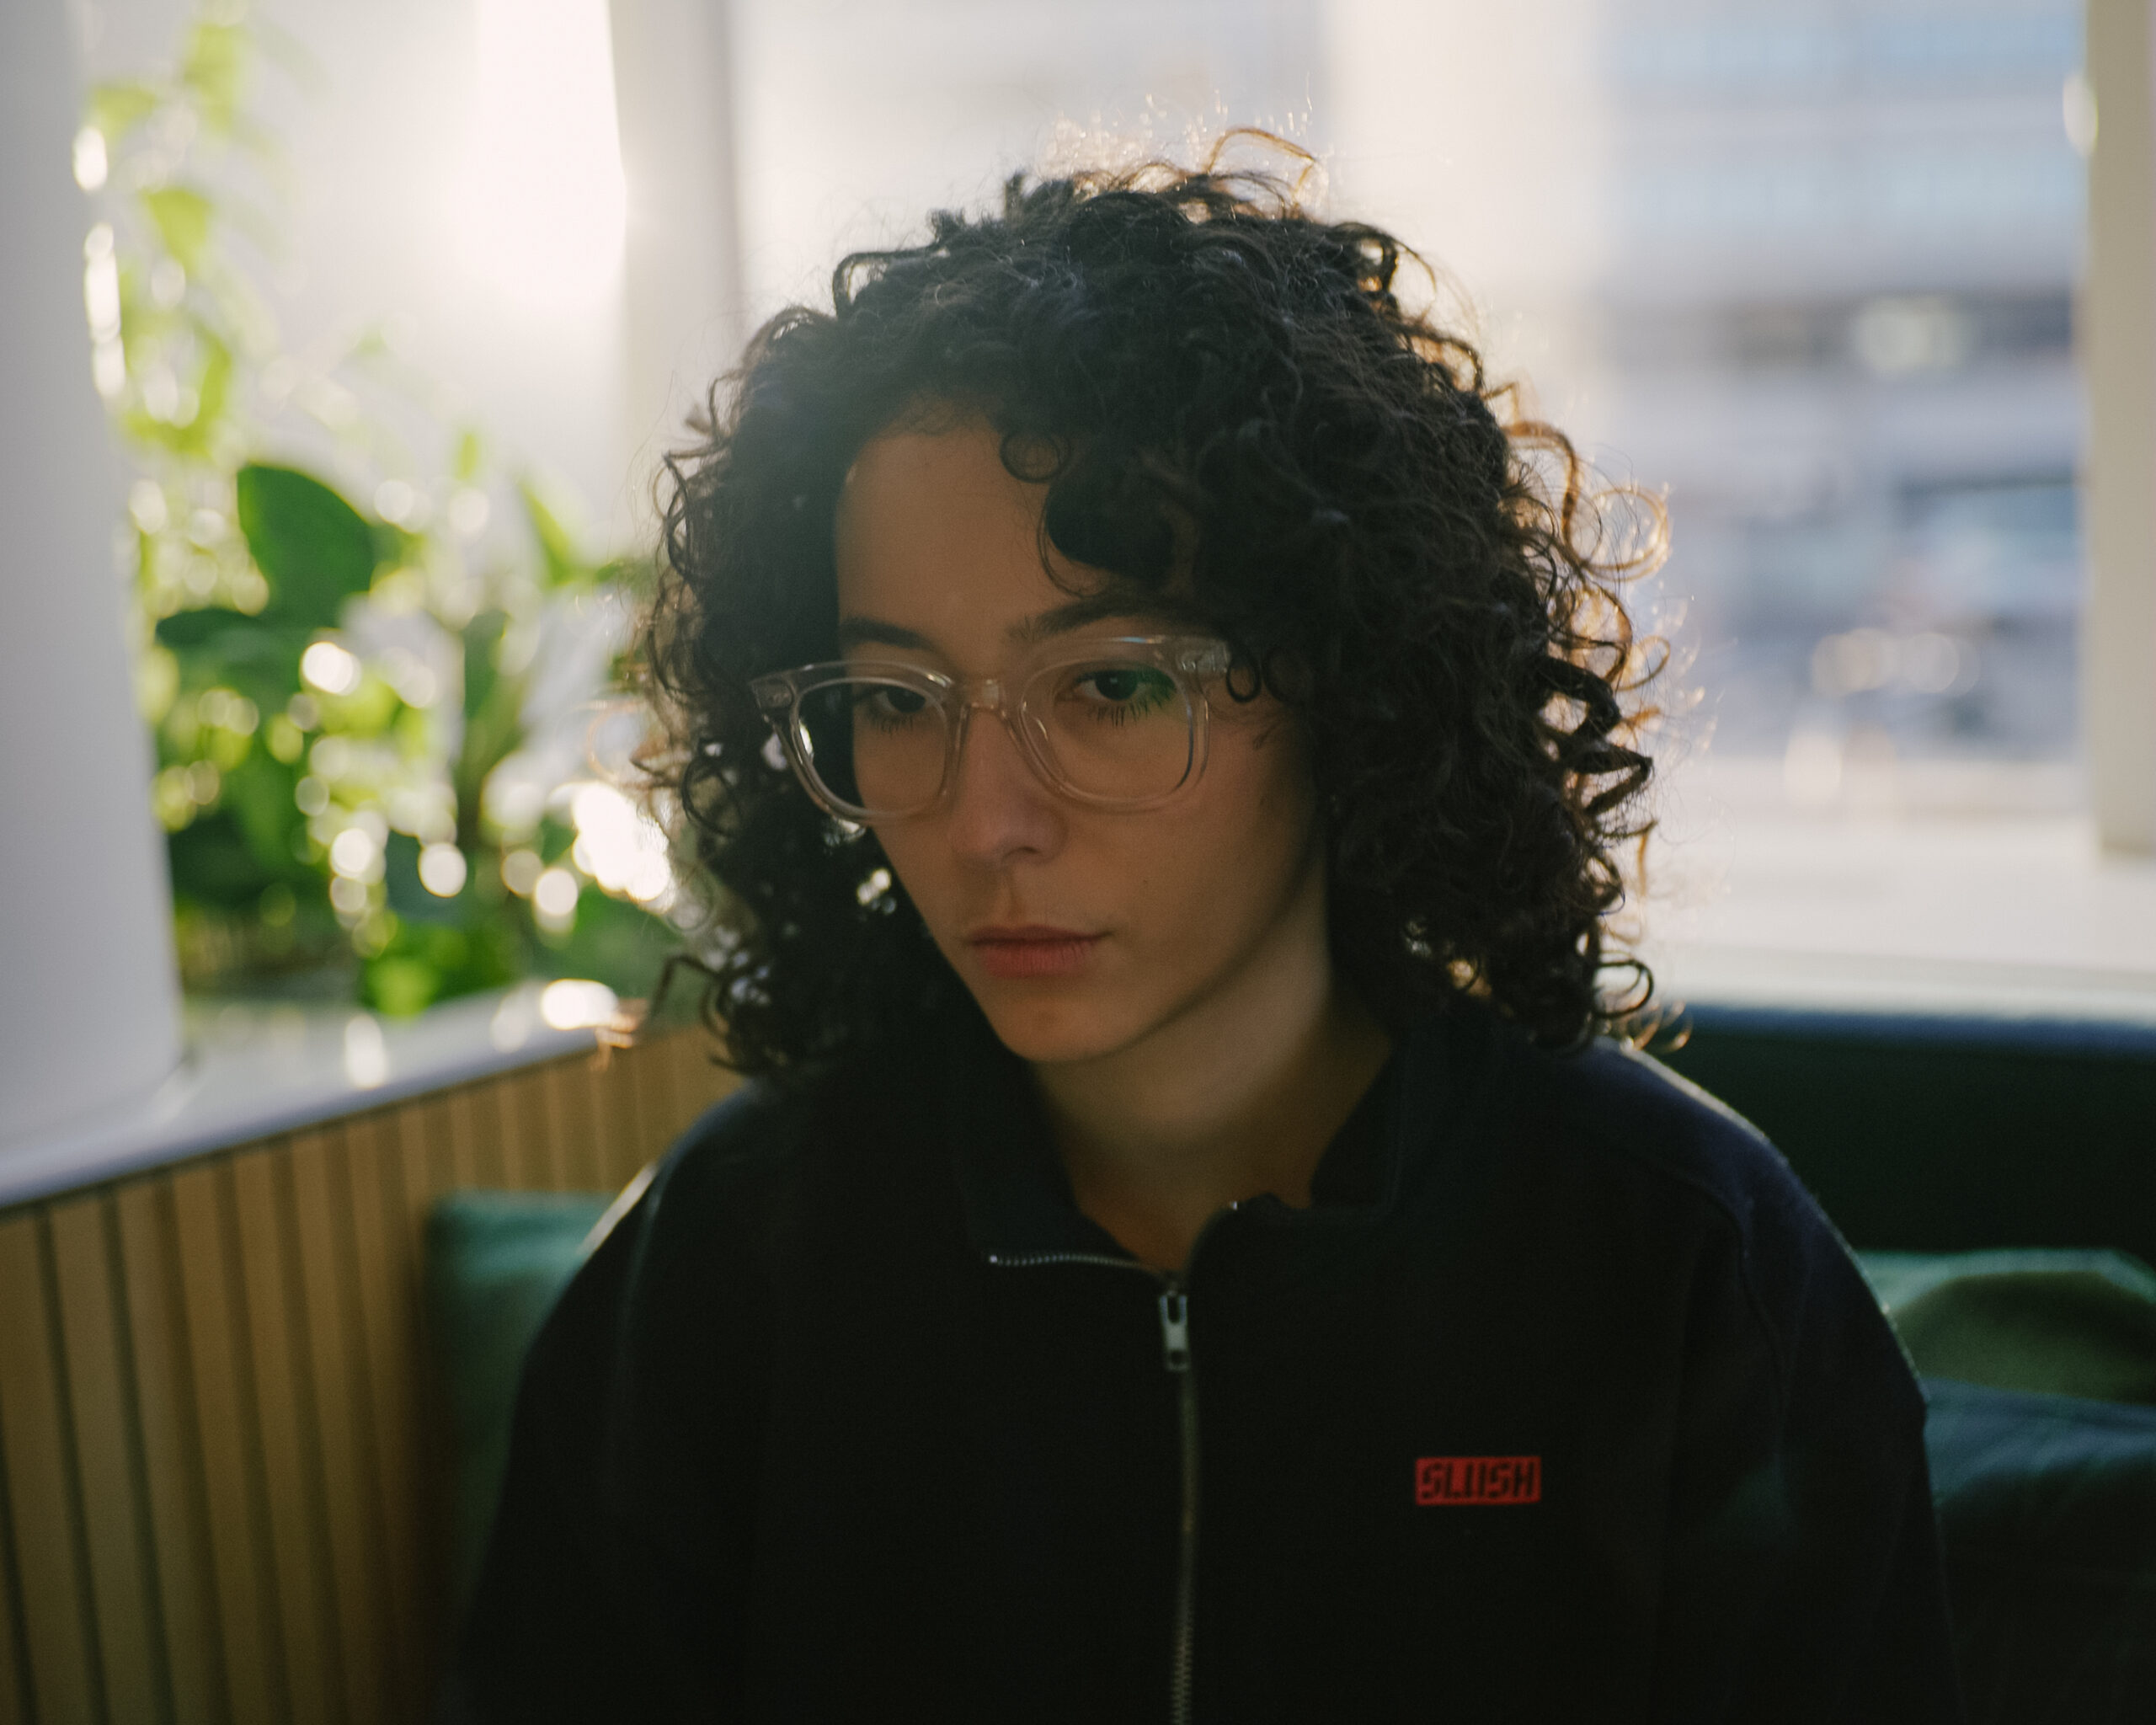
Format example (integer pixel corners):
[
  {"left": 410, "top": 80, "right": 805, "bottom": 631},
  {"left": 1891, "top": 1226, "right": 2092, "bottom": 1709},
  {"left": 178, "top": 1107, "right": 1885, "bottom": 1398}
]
[{"left": 643, "top": 136, "right": 1662, "bottom": 1076}]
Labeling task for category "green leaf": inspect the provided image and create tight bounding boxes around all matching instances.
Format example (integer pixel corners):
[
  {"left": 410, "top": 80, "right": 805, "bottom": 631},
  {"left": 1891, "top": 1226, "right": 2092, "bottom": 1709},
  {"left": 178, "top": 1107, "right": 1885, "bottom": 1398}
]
[
  {"left": 142, "top": 185, "right": 216, "bottom": 273},
  {"left": 363, "top": 915, "right": 522, "bottom": 1017},
  {"left": 154, "top": 606, "right": 248, "bottom": 649},
  {"left": 221, "top": 753, "right": 304, "bottom": 877},
  {"left": 163, "top": 622, "right": 313, "bottom": 708},
  {"left": 192, "top": 334, "right": 234, "bottom": 438},
  {"left": 167, "top": 809, "right": 274, "bottom": 909},
  {"left": 456, "top": 612, "right": 526, "bottom": 839},
  {"left": 179, "top": 22, "right": 251, "bottom": 130},
  {"left": 236, "top": 463, "right": 382, "bottom": 631},
  {"left": 520, "top": 480, "right": 593, "bottom": 590},
  {"left": 85, "top": 81, "right": 158, "bottom": 145},
  {"left": 452, "top": 429, "right": 484, "bottom": 485},
  {"left": 384, "top": 833, "right": 453, "bottom": 925},
  {"left": 462, "top": 611, "right": 505, "bottom": 724},
  {"left": 360, "top": 955, "right": 441, "bottom": 1018}
]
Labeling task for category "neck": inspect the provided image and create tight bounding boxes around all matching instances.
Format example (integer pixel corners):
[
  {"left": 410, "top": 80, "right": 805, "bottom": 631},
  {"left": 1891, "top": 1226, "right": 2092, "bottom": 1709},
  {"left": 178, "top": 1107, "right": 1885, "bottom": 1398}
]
[{"left": 1031, "top": 872, "right": 1395, "bottom": 1273}]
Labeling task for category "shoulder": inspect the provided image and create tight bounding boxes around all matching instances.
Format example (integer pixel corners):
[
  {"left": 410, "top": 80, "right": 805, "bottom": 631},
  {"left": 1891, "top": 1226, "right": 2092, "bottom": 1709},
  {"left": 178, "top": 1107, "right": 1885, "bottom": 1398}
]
[
  {"left": 1515, "top": 1033, "right": 1808, "bottom": 1243},
  {"left": 627, "top": 1078, "right": 814, "bottom": 1274},
  {"left": 578, "top": 1035, "right": 951, "bottom": 1323},
  {"left": 1482, "top": 1023, "right": 1919, "bottom": 1428}
]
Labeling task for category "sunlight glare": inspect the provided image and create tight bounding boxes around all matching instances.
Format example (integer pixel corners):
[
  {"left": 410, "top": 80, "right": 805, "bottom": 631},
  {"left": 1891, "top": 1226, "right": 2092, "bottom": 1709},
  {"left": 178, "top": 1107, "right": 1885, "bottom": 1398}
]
[
  {"left": 539, "top": 977, "right": 618, "bottom": 1031},
  {"left": 73, "top": 127, "right": 108, "bottom": 191},
  {"left": 568, "top": 780, "right": 674, "bottom": 905},
  {"left": 456, "top": 0, "right": 628, "bottom": 312},
  {"left": 301, "top": 639, "right": 363, "bottom": 697},
  {"left": 343, "top": 1014, "right": 389, "bottom": 1088},
  {"left": 419, "top": 842, "right": 469, "bottom": 897}
]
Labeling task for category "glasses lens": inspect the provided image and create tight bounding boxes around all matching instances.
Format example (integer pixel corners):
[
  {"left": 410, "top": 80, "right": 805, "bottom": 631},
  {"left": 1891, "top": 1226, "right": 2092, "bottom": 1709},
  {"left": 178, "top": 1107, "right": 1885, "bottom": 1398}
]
[
  {"left": 796, "top": 677, "right": 949, "bottom": 816},
  {"left": 1028, "top": 656, "right": 1195, "bottom": 804}
]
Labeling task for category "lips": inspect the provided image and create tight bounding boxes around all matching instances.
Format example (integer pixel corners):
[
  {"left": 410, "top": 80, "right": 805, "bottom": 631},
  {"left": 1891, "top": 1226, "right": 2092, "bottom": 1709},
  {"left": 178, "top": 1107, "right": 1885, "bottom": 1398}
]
[{"left": 967, "top": 925, "right": 1102, "bottom": 980}]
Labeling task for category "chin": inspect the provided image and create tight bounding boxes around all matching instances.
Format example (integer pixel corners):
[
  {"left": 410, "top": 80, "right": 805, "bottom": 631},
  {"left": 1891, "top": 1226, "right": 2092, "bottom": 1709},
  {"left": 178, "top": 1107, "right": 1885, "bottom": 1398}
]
[{"left": 971, "top": 987, "right": 1145, "bottom": 1067}]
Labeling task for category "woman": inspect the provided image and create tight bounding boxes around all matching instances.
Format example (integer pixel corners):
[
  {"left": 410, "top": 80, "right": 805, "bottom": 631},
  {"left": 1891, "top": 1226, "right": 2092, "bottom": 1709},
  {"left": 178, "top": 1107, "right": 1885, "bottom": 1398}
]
[{"left": 451, "top": 144, "right": 1960, "bottom": 1722}]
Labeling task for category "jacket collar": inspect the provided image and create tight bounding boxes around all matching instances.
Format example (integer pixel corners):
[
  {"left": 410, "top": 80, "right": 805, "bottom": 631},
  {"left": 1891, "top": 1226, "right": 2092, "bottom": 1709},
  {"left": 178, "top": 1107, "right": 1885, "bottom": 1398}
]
[{"left": 939, "top": 1000, "right": 1468, "bottom": 1265}]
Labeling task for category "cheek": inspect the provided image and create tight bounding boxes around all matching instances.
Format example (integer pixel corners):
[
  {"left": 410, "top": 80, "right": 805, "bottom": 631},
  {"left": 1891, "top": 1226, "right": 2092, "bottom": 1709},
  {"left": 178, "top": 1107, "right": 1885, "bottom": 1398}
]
[
  {"left": 1212, "top": 712, "right": 1316, "bottom": 855},
  {"left": 1129, "top": 722, "right": 1316, "bottom": 921}
]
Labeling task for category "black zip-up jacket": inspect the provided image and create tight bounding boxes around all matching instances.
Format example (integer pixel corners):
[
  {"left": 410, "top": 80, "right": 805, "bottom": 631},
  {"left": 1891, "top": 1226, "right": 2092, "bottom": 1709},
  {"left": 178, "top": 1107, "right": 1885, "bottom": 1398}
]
[{"left": 450, "top": 1001, "right": 1963, "bottom": 1722}]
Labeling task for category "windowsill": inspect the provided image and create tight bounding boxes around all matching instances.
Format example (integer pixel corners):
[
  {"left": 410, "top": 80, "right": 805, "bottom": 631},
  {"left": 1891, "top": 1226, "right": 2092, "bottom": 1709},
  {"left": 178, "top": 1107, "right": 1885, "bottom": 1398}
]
[
  {"left": 1638, "top": 758, "right": 2156, "bottom": 1039},
  {"left": 0, "top": 985, "right": 603, "bottom": 1212}
]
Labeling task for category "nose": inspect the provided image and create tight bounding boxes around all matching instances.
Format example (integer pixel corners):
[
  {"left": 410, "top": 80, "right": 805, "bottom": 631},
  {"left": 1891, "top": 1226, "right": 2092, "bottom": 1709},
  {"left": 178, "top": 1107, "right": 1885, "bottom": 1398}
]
[{"left": 942, "top": 702, "right": 1065, "bottom": 869}]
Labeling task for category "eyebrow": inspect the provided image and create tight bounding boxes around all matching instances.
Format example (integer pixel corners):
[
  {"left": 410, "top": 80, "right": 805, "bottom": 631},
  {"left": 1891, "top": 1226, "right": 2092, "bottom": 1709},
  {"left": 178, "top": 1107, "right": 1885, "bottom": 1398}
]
[{"left": 835, "top": 593, "right": 1160, "bottom": 655}]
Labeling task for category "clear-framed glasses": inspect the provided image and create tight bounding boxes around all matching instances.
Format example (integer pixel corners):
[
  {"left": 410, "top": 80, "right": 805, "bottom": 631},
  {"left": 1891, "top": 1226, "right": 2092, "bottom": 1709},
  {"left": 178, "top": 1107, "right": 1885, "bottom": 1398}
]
[{"left": 749, "top": 635, "right": 1234, "bottom": 824}]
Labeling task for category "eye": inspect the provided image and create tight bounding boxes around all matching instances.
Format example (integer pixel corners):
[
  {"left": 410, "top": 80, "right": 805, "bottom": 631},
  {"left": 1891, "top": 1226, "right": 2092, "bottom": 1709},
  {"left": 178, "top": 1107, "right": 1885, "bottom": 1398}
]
[
  {"left": 862, "top": 684, "right": 929, "bottom": 719},
  {"left": 1071, "top": 665, "right": 1174, "bottom": 708}
]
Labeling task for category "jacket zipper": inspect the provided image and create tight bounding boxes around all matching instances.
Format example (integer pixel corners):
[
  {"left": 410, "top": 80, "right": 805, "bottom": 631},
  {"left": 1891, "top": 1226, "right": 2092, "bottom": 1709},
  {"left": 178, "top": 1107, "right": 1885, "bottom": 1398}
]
[
  {"left": 985, "top": 1251, "right": 1202, "bottom": 1725},
  {"left": 1158, "top": 1288, "right": 1197, "bottom": 1725}
]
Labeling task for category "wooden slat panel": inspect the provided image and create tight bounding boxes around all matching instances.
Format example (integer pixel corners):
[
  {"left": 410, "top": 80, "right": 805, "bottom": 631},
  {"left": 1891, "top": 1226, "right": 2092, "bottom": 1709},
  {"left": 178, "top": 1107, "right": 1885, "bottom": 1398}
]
[
  {"left": 45, "top": 1199, "right": 163, "bottom": 1725},
  {"left": 660, "top": 1030, "right": 704, "bottom": 1142},
  {"left": 590, "top": 1051, "right": 643, "bottom": 1191},
  {"left": 445, "top": 1087, "right": 503, "bottom": 1191},
  {"left": 227, "top": 1146, "right": 344, "bottom": 1725},
  {"left": 113, "top": 1183, "right": 227, "bottom": 1725},
  {"left": 393, "top": 1097, "right": 461, "bottom": 1690},
  {"left": 515, "top": 1063, "right": 565, "bottom": 1191},
  {"left": 686, "top": 1026, "right": 737, "bottom": 1121},
  {"left": 632, "top": 1033, "right": 681, "bottom": 1149},
  {"left": 680, "top": 1031, "right": 735, "bottom": 1128},
  {"left": 614, "top": 1043, "right": 653, "bottom": 1184},
  {"left": 0, "top": 1026, "right": 718, "bottom": 1725},
  {"left": 468, "top": 1079, "right": 530, "bottom": 1194},
  {"left": 418, "top": 1095, "right": 471, "bottom": 1195},
  {"left": 0, "top": 1215, "right": 99, "bottom": 1725},
  {"left": 0, "top": 1464, "right": 27, "bottom": 1725},
  {"left": 168, "top": 1163, "right": 284, "bottom": 1725},
  {"left": 645, "top": 1036, "right": 680, "bottom": 1144},
  {"left": 396, "top": 1097, "right": 460, "bottom": 1243},
  {"left": 288, "top": 1130, "right": 389, "bottom": 1725},
  {"left": 495, "top": 1069, "right": 543, "bottom": 1190},
  {"left": 627, "top": 1040, "right": 664, "bottom": 1172},
  {"left": 545, "top": 1060, "right": 605, "bottom": 1192},
  {"left": 499, "top": 1060, "right": 564, "bottom": 1191},
  {"left": 684, "top": 1031, "right": 734, "bottom": 1129},
  {"left": 338, "top": 1114, "right": 423, "bottom": 1724},
  {"left": 636, "top": 1039, "right": 679, "bottom": 1148}
]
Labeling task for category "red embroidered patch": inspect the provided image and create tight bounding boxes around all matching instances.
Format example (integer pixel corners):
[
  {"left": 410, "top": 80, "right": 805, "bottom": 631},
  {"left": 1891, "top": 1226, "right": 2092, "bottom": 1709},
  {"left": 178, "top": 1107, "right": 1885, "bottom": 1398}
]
[{"left": 1414, "top": 1455, "right": 1542, "bottom": 1505}]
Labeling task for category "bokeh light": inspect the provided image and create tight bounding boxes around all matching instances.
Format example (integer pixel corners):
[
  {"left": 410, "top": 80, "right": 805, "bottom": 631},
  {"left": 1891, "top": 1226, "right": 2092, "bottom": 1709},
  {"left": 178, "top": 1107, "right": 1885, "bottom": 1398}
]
[
  {"left": 566, "top": 781, "right": 673, "bottom": 906},
  {"left": 456, "top": 0, "right": 627, "bottom": 312},
  {"left": 72, "top": 126, "right": 108, "bottom": 191},
  {"left": 532, "top": 866, "right": 579, "bottom": 929},
  {"left": 499, "top": 848, "right": 543, "bottom": 896},
  {"left": 538, "top": 977, "right": 618, "bottom": 1030},
  {"left": 418, "top": 842, "right": 469, "bottom": 897},
  {"left": 328, "top": 825, "right": 382, "bottom": 880},
  {"left": 300, "top": 639, "right": 362, "bottom": 697},
  {"left": 342, "top": 1013, "right": 389, "bottom": 1088}
]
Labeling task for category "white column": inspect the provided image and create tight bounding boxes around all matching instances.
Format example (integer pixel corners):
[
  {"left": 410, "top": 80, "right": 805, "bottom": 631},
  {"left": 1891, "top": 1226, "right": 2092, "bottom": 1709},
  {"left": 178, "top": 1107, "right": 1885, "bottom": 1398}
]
[
  {"left": 2084, "top": 0, "right": 2156, "bottom": 854},
  {"left": 0, "top": 0, "right": 182, "bottom": 1148},
  {"left": 610, "top": 0, "right": 749, "bottom": 518}
]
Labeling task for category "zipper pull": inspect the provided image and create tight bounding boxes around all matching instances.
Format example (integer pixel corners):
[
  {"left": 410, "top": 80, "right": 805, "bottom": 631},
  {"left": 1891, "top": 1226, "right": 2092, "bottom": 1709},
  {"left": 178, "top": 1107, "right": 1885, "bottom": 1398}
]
[{"left": 1158, "top": 1290, "right": 1191, "bottom": 1373}]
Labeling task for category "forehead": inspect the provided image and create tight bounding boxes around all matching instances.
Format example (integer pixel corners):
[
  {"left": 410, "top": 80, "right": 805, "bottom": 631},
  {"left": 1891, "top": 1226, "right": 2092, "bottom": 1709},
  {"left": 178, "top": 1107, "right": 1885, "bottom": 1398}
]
[
  {"left": 833, "top": 419, "right": 1196, "bottom": 665},
  {"left": 832, "top": 421, "right": 1062, "bottom": 622}
]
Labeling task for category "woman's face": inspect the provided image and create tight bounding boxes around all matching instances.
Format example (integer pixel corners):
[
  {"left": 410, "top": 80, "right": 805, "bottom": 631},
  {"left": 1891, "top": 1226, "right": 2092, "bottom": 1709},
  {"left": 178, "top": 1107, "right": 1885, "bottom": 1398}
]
[{"left": 832, "top": 419, "right": 1326, "bottom": 1068}]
